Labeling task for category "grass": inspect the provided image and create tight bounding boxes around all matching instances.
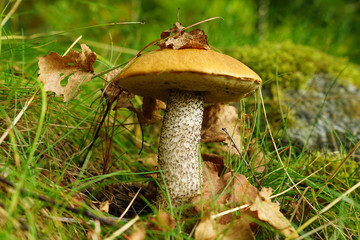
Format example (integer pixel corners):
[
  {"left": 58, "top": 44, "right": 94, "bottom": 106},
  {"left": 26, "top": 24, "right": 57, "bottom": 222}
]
[{"left": 1, "top": 0, "right": 360, "bottom": 239}]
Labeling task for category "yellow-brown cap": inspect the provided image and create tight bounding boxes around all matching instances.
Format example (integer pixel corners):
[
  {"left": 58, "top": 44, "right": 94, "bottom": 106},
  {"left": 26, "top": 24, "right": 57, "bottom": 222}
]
[{"left": 114, "top": 49, "right": 262, "bottom": 103}]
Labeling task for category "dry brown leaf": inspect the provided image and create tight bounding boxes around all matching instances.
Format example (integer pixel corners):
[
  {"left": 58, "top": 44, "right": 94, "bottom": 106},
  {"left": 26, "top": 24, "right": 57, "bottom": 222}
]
[
  {"left": 138, "top": 153, "right": 158, "bottom": 169},
  {"left": 138, "top": 97, "right": 165, "bottom": 124},
  {"left": 156, "top": 22, "right": 210, "bottom": 50},
  {"left": 195, "top": 214, "right": 255, "bottom": 240},
  {"left": 202, "top": 104, "right": 244, "bottom": 145},
  {"left": 194, "top": 215, "right": 217, "bottom": 240},
  {"left": 147, "top": 210, "right": 175, "bottom": 232},
  {"left": 201, "top": 153, "right": 224, "bottom": 165},
  {"left": 247, "top": 188, "right": 299, "bottom": 238},
  {"left": 223, "top": 173, "right": 259, "bottom": 207},
  {"left": 99, "top": 200, "right": 110, "bottom": 213},
  {"left": 192, "top": 158, "right": 297, "bottom": 238},
  {"left": 192, "top": 159, "right": 258, "bottom": 213},
  {"left": 128, "top": 223, "right": 146, "bottom": 240},
  {"left": 38, "top": 44, "right": 96, "bottom": 102}
]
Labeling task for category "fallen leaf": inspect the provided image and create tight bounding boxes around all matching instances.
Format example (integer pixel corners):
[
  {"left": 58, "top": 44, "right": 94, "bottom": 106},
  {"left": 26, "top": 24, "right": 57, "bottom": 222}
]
[
  {"left": 246, "top": 188, "right": 299, "bottom": 238},
  {"left": 147, "top": 210, "right": 175, "bottom": 232},
  {"left": 223, "top": 173, "right": 259, "bottom": 207},
  {"left": 128, "top": 223, "right": 146, "bottom": 240},
  {"left": 156, "top": 22, "right": 210, "bottom": 50},
  {"left": 137, "top": 97, "right": 165, "bottom": 124},
  {"left": 99, "top": 200, "right": 110, "bottom": 213},
  {"left": 38, "top": 44, "right": 96, "bottom": 102},
  {"left": 192, "top": 158, "right": 298, "bottom": 238},
  {"left": 194, "top": 215, "right": 217, "bottom": 240},
  {"left": 195, "top": 214, "right": 255, "bottom": 240},
  {"left": 201, "top": 153, "right": 225, "bottom": 165},
  {"left": 192, "top": 159, "right": 258, "bottom": 213},
  {"left": 201, "top": 104, "right": 245, "bottom": 145}
]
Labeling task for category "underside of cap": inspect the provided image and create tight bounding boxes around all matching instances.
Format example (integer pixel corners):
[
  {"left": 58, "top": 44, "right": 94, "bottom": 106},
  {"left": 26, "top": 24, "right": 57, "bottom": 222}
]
[{"left": 114, "top": 49, "right": 262, "bottom": 103}]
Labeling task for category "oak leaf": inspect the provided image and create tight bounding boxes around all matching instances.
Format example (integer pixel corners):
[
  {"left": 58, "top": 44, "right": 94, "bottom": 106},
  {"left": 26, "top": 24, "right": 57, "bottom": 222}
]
[{"left": 38, "top": 44, "right": 96, "bottom": 102}]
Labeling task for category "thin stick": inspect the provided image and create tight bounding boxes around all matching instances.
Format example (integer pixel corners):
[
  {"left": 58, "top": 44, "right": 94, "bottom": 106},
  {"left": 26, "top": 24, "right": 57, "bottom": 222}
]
[
  {"left": 183, "top": 16, "right": 223, "bottom": 31},
  {"left": 325, "top": 139, "right": 360, "bottom": 184},
  {"left": 222, "top": 127, "right": 262, "bottom": 189},
  {"left": 118, "top": 188, "right": 141, "bottom": 222},
  {"left": 211, "top": 204, "right": 249, "bottom": 220},
  {"left": 63, "top": 35, "right": 82, "bottom": 56}
]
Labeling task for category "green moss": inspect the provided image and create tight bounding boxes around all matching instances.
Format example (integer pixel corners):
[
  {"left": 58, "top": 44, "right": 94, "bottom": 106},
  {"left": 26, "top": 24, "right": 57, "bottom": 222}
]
[
  {"left": 229, "top": 42, "right": 360, "bottom": 128},
  {"left": 306, "top": 152, "right": 359, "bottom": 180},
  {"left": 231, "top": 41, "right": 360, "bottom": 91}
]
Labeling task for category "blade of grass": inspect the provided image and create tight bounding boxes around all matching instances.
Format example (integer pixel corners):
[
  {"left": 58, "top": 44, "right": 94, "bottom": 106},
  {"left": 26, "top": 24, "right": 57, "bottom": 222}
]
[
  {"left": 286, "top": 180, "right": 360, "bottom": 239},
  {"left": 0, "top": 0, "right": 22, "bottom": 28},
  {"left": 105, "top": 215, "right": 139, "bottom": 240}
]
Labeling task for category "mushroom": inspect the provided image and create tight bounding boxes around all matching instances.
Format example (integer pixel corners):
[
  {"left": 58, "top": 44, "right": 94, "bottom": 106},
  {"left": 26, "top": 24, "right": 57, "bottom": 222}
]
[{"left": 114, "top": 48, "right": 262, "bottom": 205}]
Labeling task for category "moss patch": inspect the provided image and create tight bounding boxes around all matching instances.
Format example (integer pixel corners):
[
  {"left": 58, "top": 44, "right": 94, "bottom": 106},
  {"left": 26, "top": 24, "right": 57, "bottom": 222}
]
[{"left": 231, "top": 41, "right": 360, "bottom": 91}]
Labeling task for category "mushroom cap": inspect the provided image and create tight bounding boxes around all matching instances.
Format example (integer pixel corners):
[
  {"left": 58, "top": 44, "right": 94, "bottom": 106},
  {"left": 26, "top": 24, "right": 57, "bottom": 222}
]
[{"left": 114, "top": 49, "right": 262, "bottom": 103}]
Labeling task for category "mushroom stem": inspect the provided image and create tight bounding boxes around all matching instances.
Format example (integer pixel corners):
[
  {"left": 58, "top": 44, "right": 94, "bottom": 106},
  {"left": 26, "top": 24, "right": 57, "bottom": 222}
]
[{"left": 158, "top": 89, "right": 204, "bottom": 205}]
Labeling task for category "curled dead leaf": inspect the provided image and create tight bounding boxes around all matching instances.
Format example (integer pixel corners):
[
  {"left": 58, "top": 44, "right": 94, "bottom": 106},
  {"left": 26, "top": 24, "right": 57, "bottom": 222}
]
[
  {"left": 99, "top": 200, "right": 110, "bottom": 213},
  {"left": 246, "top": 188, "right": 299, "bottom": 238},
  {"left": 192, "top": 159, "right": 258, "bottom": 213},
  {"left": 195, "top": 214, "right": 255, "bottom": 240},
  {"left": 138, "top": 97, "right": 165, "bottom": 124},
  {"left": 38, "top": 44, "right": 96, "bottom": 102},
  {"left": 156, "top": 22, "right": 210, "bottom": 50},
  {"left": 201, "top": 104, "right": 244, "bottom": 145},
  {"left": 192, "top": 158, "right": 298, "bottom": 238},
  {"left": 128, "top": 223, "right": 146, "bottom": 240},
  {"left": 147, "top": 210, "right": 175, "bottom": 232}
]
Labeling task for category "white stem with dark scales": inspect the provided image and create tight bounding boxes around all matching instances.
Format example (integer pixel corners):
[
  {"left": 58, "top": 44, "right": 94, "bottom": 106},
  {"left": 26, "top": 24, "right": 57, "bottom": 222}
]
[{"left": 158, "top": 90, "right": 204, "bottom": 205}]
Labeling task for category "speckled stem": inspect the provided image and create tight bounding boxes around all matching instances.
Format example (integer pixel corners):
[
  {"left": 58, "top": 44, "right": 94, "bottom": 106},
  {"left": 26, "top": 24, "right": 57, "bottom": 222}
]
[{"left": 158, "top": 90, "right": 204, "bottom": 205}]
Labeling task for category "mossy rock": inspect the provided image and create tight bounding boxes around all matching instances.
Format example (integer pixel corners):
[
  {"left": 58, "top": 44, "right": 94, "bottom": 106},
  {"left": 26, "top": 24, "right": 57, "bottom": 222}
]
[
  {"left": 229, "top": 42, "right": 360, "bottom": 151},
  {"left": 232, "top": 41, "right": 360, "bottom": 91}
]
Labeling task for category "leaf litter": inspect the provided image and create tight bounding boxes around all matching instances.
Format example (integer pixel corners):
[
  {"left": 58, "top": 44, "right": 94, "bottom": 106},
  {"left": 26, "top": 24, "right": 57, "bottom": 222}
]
[{"left": 192, "top": 156, "right": 299, "bottom": 239}]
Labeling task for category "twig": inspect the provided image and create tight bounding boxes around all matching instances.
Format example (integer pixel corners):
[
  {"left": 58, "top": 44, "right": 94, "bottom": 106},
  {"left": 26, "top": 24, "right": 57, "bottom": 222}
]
[
  {"left": 0, "top": 176, "right": 120, "bottom": 227},
  {"left": 118, "top": 188, "right": 141, "bottom": 221},
  {"left": 222, "top": 127, "right": 262, "bottom": 189}
]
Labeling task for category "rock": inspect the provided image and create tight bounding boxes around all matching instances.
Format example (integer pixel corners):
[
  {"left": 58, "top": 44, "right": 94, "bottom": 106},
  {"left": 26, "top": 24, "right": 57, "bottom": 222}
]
[
  {"left": 284, "top": 74, "right": 360, "bottom": 151},
  {"left": 232, "top": 42, "right": 360, "bottom": 152}
]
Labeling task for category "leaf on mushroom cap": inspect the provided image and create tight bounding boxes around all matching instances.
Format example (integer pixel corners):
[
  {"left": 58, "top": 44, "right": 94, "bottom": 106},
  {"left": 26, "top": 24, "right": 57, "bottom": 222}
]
[
  {"left": 38, "top": 44, "right": 96, "bottom": 102},
  {"left": 156, "top": 22, "right": 210, "bottom": 50}
]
